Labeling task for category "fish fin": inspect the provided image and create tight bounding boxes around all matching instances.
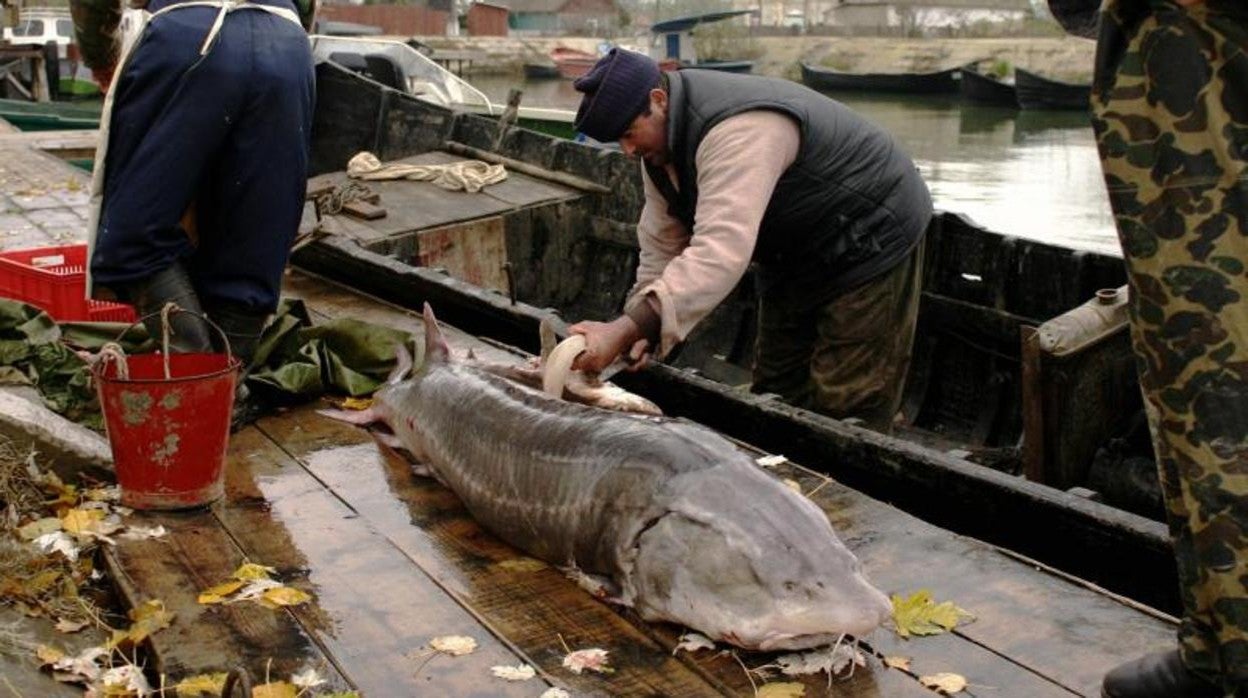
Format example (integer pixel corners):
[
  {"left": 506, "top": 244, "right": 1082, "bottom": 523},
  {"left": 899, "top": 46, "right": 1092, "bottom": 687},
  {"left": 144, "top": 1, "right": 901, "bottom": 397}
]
[
  {"left": 373, "top": 430, "right": 406, "bottom": 450},
  {"left": 387, "top": 340, "right": 413, "bottom": 385},
  {"left": 542, "top": 334, "right": 586, "bottom": 398},
  {"left": 539, "top": 317, "right": 558, "bottom": 364},
  {"left": 317, "top": 407, "right": 381, "bottom": 426},
  {"left": 422, "top": 303, "right": 451, "bottom": 364},
  {"left": 465, "top": 347, "right": 476, "bottom": 361},
  {"left": 560, "top": 564, "right": 621, "bottom": 601}
]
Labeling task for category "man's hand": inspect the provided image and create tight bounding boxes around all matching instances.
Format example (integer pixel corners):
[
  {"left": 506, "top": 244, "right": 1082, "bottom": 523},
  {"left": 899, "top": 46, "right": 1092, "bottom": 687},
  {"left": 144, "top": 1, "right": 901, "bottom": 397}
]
[{"left": 568, "top": 316, "right": 644, "bottom": 373}]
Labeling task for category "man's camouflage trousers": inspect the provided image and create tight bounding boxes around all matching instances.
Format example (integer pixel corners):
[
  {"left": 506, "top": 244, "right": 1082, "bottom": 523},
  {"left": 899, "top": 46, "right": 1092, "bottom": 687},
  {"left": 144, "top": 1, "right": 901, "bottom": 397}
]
[{"left": 1091, "top": 0, "right": 1248, "bottom": 692}]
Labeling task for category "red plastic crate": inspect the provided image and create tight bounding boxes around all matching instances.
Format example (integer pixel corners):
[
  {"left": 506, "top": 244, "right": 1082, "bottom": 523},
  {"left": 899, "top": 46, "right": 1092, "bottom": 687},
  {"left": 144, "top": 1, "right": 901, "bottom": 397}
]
[{"left": 0, "top": 244, "right": 137, "bottom": 323}]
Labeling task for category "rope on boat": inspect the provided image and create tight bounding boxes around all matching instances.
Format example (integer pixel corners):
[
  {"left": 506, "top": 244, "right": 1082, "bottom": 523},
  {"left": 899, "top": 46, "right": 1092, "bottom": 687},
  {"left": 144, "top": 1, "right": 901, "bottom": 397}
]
[{"left": 346, "top": 151, "right": 507, "bottom": 193}]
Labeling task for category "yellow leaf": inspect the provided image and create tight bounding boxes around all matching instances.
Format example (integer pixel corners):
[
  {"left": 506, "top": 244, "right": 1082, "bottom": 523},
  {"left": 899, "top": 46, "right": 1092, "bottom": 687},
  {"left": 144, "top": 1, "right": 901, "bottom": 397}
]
[
  {"left": 341, "top": 397, "right": 374, "bottom": 410},
  {"left": 60, "top": 508, "right": 104, "bottom": 534},
  {"left": 891, "top": 590, "right": 974, "bottom": 638},
  {"left": 920, "top": 672, "right": 968, "bottom": 694},
  {"left": 108, "top": 599, "right": 173, "bottom": 649},
  {"left": 429, "top": 635, "right": 477, "bottom": 656},
  {"left": 175, "top": 673, "right": 228, "bottom": 697},
  {"left": 757, "top": 682, "right": 806, "bottom": 698},
  {"left": 232, "top": 563, "right": 277, "bottom": 581},
  {"left": 496, "top": 558, "right": 547, "bottom": 573},
  {"left": 18, "top": 517, "right": 62, "bottom": 540},
  {"left": 252, "top": 681, "right": 298, "bottom": 698},
  {"left": 35, "top": 644, "right": 64, "bottom": 666},
  {"left": 197, "top": 581, "right": 245, "bottom": 604},
  {"left": 54, "top": 619, "right": 88, "bottom": 634},
  {"left": 883, "top": 655, "right": 912, "bottom": 671},
  {"left": 261, "top": 586, "right": 312, "bottom": 607}
]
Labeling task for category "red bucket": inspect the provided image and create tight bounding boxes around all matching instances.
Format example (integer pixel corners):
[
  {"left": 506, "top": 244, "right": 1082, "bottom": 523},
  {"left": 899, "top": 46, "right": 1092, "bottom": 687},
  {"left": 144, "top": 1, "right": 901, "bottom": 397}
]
[{"left": 95, "top": 350, "right": 240, "bottom": 510}]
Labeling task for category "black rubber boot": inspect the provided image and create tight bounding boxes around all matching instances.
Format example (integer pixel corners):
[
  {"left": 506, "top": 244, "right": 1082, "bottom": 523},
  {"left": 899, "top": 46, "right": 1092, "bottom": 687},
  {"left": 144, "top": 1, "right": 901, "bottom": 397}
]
[
  {"left": 119, "top": 262, "right": 212, "bottom": 354},
  {"left": 204, "top": 301, "right": 271, "bottom": 431},
  {"left": 1101, "top": 650, "right": 1222, "bottom": 698}
]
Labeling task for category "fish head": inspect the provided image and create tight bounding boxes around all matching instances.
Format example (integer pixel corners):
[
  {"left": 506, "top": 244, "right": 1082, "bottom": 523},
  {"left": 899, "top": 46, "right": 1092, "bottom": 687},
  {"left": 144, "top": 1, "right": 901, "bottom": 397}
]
[{"left": 629, "top": 471, "right": 892, "bottom": 651}]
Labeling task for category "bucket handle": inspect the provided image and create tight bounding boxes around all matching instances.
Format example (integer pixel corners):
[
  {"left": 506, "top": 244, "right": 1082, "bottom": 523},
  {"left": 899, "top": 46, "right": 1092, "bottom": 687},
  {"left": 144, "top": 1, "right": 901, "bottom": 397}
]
[{"left": 101, "top": 302, "right": 235, "bottom": 381}]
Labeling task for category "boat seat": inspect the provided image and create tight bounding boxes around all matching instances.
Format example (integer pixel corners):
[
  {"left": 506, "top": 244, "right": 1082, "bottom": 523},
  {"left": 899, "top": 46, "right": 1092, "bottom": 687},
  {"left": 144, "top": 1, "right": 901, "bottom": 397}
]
[
  {"left": 327, "top": 52, "right": 369, "bottom": 75},
  {"left": 364, "top": 54, "right": 407, "bottom": 93}
]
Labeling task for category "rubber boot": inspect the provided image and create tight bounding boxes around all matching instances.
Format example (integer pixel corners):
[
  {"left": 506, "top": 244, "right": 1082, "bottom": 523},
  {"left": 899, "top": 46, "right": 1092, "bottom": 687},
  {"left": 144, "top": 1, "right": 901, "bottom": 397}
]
[
  {"left": 1101, "top": 650, "right": 1222, "bottom": 698},
  {"left": 119, "top": 262, "right": 212, "bottom": 354},
  {"left": 204, "top": 301, "right": 271, "bottom": 431}
]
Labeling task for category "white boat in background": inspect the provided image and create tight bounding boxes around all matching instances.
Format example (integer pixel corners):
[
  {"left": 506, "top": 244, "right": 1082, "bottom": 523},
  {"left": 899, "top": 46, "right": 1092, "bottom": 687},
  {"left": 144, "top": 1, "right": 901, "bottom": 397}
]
[{"left": 308, "top": 36, "right": 579, "bottom": 139}]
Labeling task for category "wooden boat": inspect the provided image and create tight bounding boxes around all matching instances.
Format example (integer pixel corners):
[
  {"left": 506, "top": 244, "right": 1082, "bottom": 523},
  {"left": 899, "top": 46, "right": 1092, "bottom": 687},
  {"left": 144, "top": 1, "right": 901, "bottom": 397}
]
[
  {"left": 298, "top": 60, "right": 1177, "bottom": 618},
  {"left": 548, "top": 46, "right": 598, "bottom": 80},
  {"left": 959, "top": 61, "right": 1017, "bottom": 107},
  {"left": 0, "top": 96, "right": 99, "bottom": 130},
  {"left": 0, "top": 64, "right": 1180, "bottom": 697},
  {"left": 800, "top": 61, "right": 960, "bottom": 95},
  {"left": 1016, "top": 67, "right": 1092, "bottom": 111}
]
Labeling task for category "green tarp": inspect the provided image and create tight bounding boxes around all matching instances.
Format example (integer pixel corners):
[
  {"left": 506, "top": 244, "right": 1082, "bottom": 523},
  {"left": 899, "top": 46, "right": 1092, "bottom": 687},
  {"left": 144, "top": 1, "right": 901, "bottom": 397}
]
[{"left": 0, "top": 299, "right": 412, "bottom": 429}]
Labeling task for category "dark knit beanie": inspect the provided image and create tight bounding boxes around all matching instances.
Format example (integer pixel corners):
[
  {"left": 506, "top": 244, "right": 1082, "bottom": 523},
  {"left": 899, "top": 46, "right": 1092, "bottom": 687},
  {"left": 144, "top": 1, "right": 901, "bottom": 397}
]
[{"left": 573, "top": 49, "right": 662, "bottom": 142}]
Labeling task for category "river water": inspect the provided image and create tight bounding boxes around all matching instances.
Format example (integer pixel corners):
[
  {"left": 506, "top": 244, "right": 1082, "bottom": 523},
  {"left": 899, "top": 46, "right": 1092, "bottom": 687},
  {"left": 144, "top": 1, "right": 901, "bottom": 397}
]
[{"left": 470, "top": 75, "right": 1122, "bottom": 258}]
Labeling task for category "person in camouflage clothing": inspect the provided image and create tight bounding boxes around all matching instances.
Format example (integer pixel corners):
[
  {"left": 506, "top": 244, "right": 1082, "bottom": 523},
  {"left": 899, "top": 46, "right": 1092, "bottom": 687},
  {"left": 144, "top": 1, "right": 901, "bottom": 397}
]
[{"left": 1047, "top": 0, "right": 1248, "bottom": 696}]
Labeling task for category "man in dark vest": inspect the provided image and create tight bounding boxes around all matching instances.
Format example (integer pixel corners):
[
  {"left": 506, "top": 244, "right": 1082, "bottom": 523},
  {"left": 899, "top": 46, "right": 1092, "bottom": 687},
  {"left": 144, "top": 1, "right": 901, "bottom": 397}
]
[{"left": 568, "top": 49, "right": 932, "bottom": 429}]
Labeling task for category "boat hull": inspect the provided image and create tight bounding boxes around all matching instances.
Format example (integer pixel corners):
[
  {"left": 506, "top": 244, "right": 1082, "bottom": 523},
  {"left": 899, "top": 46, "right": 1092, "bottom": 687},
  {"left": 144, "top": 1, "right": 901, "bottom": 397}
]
[
  {"left": 800, "top": 61, "right": 959, "bottom": 94},
  {"left": 959, "top": 64, "right": 1018, "bottom": 107},
  {"left": 1016, "top": 68, "right": 1091, "bottom": 111}
]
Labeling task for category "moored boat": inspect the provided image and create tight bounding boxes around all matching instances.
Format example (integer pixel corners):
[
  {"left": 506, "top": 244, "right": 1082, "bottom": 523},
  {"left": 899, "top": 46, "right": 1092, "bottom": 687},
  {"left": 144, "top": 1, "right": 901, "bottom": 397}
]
[
  {"left": 297, "top": 60, "right": 1178, "bottom": 616},
  {"left": 800, "top": 61, "right": 960, "bottom": 95},
  {"left": 1016, "top": 67, "right": 1091, "bottom": 111},
  {"left": 647, "top": 10, "right": 758, "bottom": 73},
  {"left": 959, "top": 61, "right": 1018, "bottom": 108}
]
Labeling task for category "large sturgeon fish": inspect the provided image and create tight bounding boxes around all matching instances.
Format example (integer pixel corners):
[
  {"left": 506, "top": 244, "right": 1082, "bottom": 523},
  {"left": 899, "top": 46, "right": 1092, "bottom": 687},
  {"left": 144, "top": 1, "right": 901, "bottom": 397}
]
[{"left": 329, "top": 305, "right": 892, "bottom": 650}]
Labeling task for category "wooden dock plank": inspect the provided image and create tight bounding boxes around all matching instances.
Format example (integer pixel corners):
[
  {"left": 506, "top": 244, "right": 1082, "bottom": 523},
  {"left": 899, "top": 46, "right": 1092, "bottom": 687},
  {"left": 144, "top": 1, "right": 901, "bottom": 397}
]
[
  {"left": 214, "top": 427, "right": 549, "bottom": 697},
  {"left": 257, "top": 410, "right": 739, "bottom": 697},
  {"left": 777, "top": 463, "right": 1175, "bottom": 697},
  {"left": 103, "top": 509, "right": 353, "bottom": 690}
]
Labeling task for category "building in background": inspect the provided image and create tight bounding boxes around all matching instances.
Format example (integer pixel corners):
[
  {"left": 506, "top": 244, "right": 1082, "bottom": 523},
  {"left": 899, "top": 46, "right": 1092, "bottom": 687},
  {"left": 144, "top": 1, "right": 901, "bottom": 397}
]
[
  {"left": 467, "top": 1, "right": 509, "bottom": 35},
  {"left": 507, "top": 0, "right": 619, "bottom": 35}
]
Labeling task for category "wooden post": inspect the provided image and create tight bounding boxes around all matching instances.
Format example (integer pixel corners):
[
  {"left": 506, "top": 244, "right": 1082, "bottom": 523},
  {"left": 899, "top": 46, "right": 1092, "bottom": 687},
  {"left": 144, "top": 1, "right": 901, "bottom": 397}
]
[{"left": 491, "top": 88, "right": 523, "bottom": 152}]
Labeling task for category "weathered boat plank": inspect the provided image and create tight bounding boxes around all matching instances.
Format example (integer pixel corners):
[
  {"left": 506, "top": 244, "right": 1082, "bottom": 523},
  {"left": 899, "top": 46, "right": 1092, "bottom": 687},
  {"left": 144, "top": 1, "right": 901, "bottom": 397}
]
[
  {"left": 279, "top": 270, "right": 1159, "bottom": 696},
  {"left": 776, "top": 462, "right": 1175, "bottom": 696},
  {"left": 103, "top": 507, "right": 352, "bottom": 690},
  {"left": 257, "top": 411, "right": 742, "bottom": 697},
  {"left": 214, "top": 427, "right": 548, "bottom": 697}
]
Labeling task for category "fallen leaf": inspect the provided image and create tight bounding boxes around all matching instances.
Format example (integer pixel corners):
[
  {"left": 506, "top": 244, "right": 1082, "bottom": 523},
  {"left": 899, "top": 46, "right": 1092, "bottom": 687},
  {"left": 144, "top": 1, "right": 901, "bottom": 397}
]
[
  {"left": 782, "top": 479, "right": 802, "bottom": 494},
  {"left": 260, "top": 586, "right": 312, "bottom": 608},
  {"left": 101, "top": 665, "right": 152, "bottom": 695},
  {"left": 920, "top": 672, "right": 968, "bottom": 694},
  {"left": 35, "top": 644, "right": 65, "bottom": 665},
  {"left": 18, "top": 516, "right": 62, "bottom": 540},
  {"left": 34, "top": 531, "right": 80, "bottom": 561},
  {"left": 674, "top": 632, "right": 716, "bottom": 654},
  {"left": 340, "top": 396, "right": 374, "bottom": 410},
  {"left": 539, "top": 690, "right": 571, "bottom": 698},
  {"left": 83, "top": 487, "right": 121, "bottom": 502},
  {"left": 233, "top": 578, "right": 283, "bottom": 603},
  {"left": 891, "top": 590, "right": 974, "bottom": 638},
  {"left": 174, "top": 673, "right": 227, "bottom": 696},
  {"left": 197, "top": 581, "right": 244, "bottom": 605},
  {"left": 773, "top": 645, "right": 865, "bottom": 677},
  {"left": 883, "top": 655, "right": 912, "bottom": 671},
  {"left": 290, "top": 668, "right": 326, "bottom": 689},
  {"left": 496, "top": 558, "right": 547, "bottom": 573},
  {"left": 562, "top": 648, "right": 612, "bottom": 675},
  {"left": 54, "top": 619, "right": 88, "bottom": 634},
  {"left": 757, "top": 682, "right": 806, "bottom": 697},
  {"left": 232, "top": 562, "right": 277, "bottom": 581},
  {"left": 490, "top": 664, "right": 536, "bottom": 681},
  {"left": 756, "top": 454, "right": 788, "bottom": 468},
  {"left": 120, "top": 524, "right": 167, "bottom": 541},
  {"left": 430, "top": 635, "right": 477, "bottom": 656},
  {"left": 60, "top": 508, "right": 104, "bottom": 534},
  {"left": 50, "top": 646, "right": 108, "bottom": 682},
  {"left": 252, "top": 681, "right": 298, "bottom": 698},
  {"left": 108, "top": 599, "right": 173, "bottom": 649}
]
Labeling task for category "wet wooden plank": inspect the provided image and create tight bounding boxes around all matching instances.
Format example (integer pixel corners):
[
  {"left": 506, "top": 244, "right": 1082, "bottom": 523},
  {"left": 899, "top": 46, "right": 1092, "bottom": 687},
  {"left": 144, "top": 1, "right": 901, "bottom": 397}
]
[
  {"left": 257, "top": 410, "right": 736, "bottom": 697},
  {"left": 215, "top": 426, "right": 550, "bottom": 697},
  {"left": 774, "top": 461, "right": 1175, "bottom": 697},
  {"left": 103, "top": 507, "right": 352, "bottom": 690}
]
